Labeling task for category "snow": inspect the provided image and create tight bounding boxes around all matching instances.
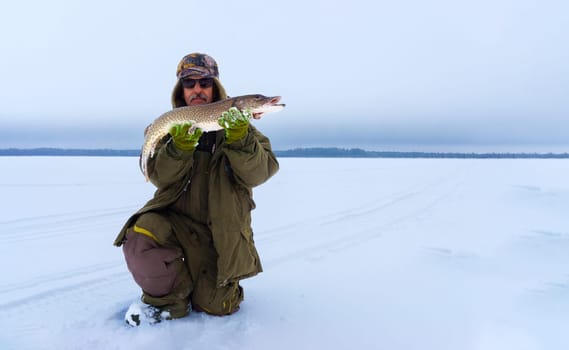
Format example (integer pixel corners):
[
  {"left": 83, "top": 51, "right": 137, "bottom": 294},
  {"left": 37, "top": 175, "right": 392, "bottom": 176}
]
[{"left": 0, "top": 156, "right": 568, "bottom": 350}]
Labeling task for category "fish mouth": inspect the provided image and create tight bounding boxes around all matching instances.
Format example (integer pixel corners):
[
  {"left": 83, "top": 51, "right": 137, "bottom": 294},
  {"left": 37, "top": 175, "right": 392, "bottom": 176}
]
[
  {"left": 251, "top": 96, "right": 285, "bottom": 119},
  {"left": 268, "top": 96, "right": 283, "bottom": 105}
]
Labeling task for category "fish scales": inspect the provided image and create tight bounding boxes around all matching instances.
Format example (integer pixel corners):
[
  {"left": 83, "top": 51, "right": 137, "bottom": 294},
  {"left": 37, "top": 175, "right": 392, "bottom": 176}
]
[{"left": 141, "top": 94, "right": 285, "bottom": 181}]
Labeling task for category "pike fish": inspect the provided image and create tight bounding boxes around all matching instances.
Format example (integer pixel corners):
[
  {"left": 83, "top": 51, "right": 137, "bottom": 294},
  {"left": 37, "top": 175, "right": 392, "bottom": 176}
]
[{"left": 141, "top": 94, "right": 285, "bottom": 181}]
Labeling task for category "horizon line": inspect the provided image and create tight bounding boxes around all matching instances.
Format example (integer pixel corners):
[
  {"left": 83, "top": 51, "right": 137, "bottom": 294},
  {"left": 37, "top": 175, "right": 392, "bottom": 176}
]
[{"left": 1, "top": 147, "right": 568, "bottom": 159}]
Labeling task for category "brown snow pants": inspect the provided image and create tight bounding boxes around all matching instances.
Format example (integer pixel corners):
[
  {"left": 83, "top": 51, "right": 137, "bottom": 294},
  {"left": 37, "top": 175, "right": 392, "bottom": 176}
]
[{"left": 122, "top": 211, "right": 243, "bottom": 318}]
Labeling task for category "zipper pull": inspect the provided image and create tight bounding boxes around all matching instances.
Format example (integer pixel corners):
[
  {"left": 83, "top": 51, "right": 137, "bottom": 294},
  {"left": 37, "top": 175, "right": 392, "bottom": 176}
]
[{"left": 183, "top": 178, "right": 191, "bottom": 192}]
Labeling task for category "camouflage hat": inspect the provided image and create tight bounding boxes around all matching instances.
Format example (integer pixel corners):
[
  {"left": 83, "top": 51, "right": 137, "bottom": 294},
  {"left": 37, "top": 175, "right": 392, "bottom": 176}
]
[{"left": 176, "top": 53, "right": 219, "bottom": 79}]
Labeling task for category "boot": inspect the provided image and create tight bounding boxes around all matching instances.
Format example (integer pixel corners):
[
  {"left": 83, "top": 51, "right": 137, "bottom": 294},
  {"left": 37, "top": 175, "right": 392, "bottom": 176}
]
[{"left": 124, "top": 301, "right": 172, "bottom": 326}]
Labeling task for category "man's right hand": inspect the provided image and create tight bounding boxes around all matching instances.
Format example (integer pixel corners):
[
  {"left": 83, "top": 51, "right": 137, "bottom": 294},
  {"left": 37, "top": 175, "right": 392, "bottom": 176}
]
[{"left": 169, "top": 123, "right": 203, "bottom": 151}]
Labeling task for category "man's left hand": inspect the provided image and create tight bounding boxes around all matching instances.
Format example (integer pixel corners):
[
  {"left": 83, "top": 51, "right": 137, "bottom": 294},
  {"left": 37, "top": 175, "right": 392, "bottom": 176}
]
[{"left": 218, "top": 107, "right": 251, "bottom": 144}]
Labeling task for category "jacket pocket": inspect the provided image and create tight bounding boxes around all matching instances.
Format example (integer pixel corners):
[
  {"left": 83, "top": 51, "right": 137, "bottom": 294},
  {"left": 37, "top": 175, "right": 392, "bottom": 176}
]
[
  {"left": 235, "top": 186, "right": 256, "bottom": 216},
  {"left": 240, "top": 227, "right": 253, "bottom": 243}
]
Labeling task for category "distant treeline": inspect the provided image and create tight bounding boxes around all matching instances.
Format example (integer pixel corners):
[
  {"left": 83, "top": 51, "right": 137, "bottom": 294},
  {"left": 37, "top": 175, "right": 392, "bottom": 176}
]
[
  {"left": 0, "top": 148, "right": 139, "bottom": 156},
  {"left": 1, "top": 147, "right": 569, "bottom": 159},
  {"left": 275, "top": 147, "right": 569, "bottom": 159}
]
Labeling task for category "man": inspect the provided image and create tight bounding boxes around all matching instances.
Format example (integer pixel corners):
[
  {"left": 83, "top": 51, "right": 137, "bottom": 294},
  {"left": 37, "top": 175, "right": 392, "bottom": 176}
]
[{"left": 113, "top": 53, "right": 279, "bottom": 326}]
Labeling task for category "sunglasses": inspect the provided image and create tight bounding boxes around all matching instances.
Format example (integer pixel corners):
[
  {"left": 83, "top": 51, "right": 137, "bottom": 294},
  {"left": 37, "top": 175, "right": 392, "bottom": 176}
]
[{"left": 181, "top": 78, "right": 214, "bottom": 89}]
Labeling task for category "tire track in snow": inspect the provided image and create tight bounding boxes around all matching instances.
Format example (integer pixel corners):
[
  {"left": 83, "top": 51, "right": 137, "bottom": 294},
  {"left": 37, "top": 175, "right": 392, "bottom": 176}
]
[
  {"left": 258, "top": 172, "right": 463, "bottom": 267},
  {"left": 0, "top": 206, "right": 137, "bottom": 243},
  {"left": 0, "top": 206, "right": 139, "bottom": 314},
  {"left": 0, "top": 261, "right": 130, "bottom": 311},
  {"left": 0, "top": 205, "right": 136, "bottom": 225},
  {"left": 255, "top": 181, "right": 432, "bottom": 244},
  {"left": 256, "top": 170, "right": 460, "bottom": 244}
]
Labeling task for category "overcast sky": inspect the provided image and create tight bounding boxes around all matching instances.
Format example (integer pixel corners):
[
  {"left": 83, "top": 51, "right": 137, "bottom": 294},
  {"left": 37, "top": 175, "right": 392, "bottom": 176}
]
[{"left": 1, "top": 0, "right": 568, "bottom": 151}]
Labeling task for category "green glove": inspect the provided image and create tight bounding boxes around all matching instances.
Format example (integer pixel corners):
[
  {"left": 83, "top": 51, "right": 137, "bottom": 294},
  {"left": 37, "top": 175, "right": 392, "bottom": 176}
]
[
  {"left": 169, "top": 122, "right": 203, "bottom": 151},
  {"left": 218, "top": 107, "right": 251, "bottom": 144}
]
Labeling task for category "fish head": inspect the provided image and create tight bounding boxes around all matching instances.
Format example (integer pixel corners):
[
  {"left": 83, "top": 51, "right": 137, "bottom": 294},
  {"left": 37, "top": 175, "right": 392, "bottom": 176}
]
[{"left": 234, "top": 94, "right": 285, "bottom": 119}]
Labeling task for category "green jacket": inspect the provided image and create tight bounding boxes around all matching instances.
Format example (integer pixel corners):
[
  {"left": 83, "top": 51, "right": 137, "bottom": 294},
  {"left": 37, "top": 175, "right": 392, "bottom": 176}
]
[{"left": 114, "top": 124, "right": 279, "bottom": 287}]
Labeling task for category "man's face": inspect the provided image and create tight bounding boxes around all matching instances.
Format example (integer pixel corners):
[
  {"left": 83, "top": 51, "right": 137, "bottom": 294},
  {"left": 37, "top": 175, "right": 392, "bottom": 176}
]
[{"left": 182, "top": 75, "right": 214, "bottom": 106}]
